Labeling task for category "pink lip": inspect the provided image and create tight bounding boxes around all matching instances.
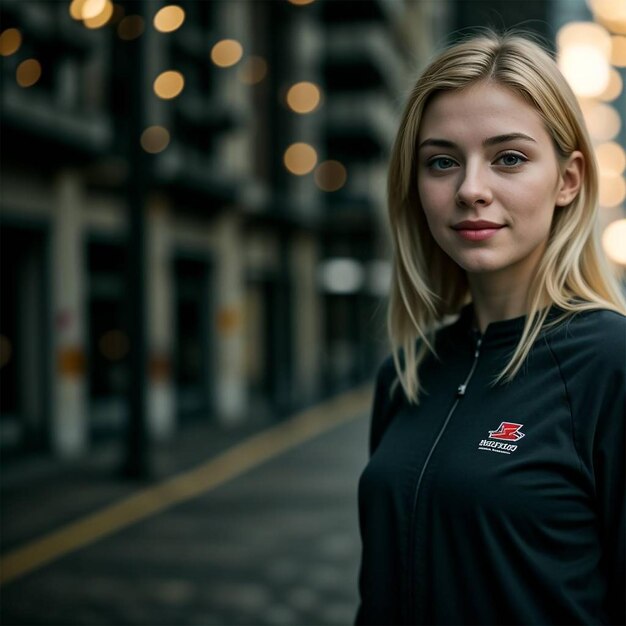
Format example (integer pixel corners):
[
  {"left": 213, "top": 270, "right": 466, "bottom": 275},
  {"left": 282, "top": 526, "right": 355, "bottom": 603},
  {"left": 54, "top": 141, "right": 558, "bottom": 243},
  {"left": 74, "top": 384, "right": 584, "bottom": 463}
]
[
  {"left": 455, "top": 228, "right": 503, "bottom": 242},
  {"left": 452, "top": 220, "right": 506, "bottom": 242},
  {"left": 453, "top": 220, "right": 505, "bottom": 230}
]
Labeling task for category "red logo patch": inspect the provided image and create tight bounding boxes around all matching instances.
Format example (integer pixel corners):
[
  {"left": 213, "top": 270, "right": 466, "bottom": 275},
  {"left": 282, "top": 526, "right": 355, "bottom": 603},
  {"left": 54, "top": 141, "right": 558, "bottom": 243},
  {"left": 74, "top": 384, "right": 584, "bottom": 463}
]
[{"left": 488, "top": 422, "right": 525, "bottom": 442}]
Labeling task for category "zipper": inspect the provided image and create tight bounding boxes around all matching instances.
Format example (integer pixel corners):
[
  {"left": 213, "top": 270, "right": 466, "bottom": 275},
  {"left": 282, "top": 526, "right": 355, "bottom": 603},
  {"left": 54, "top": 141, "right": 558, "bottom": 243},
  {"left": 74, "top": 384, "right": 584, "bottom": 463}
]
[{"left": 406, "top": 333, "right": 483, "bottom": 623}]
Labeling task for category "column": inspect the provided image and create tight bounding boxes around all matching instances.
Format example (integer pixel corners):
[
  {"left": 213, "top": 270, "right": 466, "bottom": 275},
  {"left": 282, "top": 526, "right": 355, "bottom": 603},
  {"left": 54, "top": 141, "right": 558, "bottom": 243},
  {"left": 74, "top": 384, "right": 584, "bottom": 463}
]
[
  {"left": 52, "top": 169, "right": 87, "bottom": 457},
  {"left": 147, "top": 195, "right": 175, "bottom": 440},
  {"left": 292, "top": 232, "right": 322, "bottom": 403},
  {"left": 214, "top": 213, "right": 246, "bottom": 423}
]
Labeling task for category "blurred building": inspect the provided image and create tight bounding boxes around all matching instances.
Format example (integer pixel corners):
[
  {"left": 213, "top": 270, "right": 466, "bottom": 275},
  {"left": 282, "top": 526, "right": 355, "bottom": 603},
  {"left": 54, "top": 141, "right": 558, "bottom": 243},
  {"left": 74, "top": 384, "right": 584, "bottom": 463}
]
[
  {"left": 1, "top": 0, "right": 624, "bottom": 462},
  {"left": 0, "top": 0, "right": 449, "bottom": 460}
]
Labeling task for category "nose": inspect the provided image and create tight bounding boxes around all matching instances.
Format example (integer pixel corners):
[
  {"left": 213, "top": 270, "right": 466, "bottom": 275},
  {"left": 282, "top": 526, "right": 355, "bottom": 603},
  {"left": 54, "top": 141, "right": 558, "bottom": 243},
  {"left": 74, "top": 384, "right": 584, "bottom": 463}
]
[{"left": 455, "top": 163, "right": 493, "bottom": 210}]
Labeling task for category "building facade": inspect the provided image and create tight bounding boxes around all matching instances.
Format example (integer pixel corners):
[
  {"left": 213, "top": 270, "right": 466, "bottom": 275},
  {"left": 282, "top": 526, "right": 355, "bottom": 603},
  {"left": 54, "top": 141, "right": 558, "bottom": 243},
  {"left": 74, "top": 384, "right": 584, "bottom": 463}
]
[{"left": 0, "top": 0, "right": 448, "bottom": 460}]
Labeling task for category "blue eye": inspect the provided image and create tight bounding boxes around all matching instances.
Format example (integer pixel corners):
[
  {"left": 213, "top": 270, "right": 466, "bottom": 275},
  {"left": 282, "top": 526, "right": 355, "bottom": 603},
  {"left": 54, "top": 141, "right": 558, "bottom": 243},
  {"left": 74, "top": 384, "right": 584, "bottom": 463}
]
[
  {"left": 428, "top": 157, "right": 457, "bottom": 170},
  {"left": 497, "top": 152, "right": 527, "bottom": 167}
]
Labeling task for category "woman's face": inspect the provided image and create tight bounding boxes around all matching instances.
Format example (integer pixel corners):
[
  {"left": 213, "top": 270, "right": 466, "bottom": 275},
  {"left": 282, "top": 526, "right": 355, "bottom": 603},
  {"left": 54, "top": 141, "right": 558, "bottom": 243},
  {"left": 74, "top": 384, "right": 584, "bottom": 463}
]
[{"left": 416, "top": 81, "right": 580, "bottom": 281}]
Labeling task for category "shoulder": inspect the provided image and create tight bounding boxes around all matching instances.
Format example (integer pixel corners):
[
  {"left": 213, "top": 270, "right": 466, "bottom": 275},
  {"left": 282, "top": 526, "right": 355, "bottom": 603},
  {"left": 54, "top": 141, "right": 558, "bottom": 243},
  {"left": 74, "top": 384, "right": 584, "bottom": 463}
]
[
  {"left": 545, "top": 307, "right": 626, "bottom": 373},
  {"left": 369, "top": 355, "right": 404, "bottom": 455},
  {"left": 376, "top": 353, "right": 397, "bottom": 381}
]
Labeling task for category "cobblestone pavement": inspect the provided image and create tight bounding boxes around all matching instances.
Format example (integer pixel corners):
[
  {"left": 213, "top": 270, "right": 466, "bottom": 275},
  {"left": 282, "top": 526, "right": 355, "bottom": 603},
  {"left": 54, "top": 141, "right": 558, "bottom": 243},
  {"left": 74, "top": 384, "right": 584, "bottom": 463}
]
[{"left": 1, "top": 413, "right": 370, "bottom": 626}]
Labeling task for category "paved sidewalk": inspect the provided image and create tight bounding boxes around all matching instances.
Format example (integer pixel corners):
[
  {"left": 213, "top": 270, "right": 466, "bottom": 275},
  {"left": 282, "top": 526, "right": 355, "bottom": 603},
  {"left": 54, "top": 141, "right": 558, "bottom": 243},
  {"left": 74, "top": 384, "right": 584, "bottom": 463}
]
[
  {"left": 1, "top": 397, "right": 371, "bottom": 625},
  {"left": 1, "top": 417, "right": 277, "bottom": 554}
]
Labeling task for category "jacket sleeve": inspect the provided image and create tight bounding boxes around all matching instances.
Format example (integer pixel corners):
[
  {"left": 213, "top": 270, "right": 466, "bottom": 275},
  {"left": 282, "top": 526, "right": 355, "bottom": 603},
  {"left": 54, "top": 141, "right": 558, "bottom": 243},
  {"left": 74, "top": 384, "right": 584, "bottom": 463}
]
[
  {"left": 368, "top": 356, "right": 401, "bottom": 457},
  {"left": 561, "top": 312, "right": 626, "bottom": 624},
  {"left": 592, "top": 357, "right": 625, "bottom": 624},
  {"left": 354, "top": 357, "right": 403, "bottom": 626}
]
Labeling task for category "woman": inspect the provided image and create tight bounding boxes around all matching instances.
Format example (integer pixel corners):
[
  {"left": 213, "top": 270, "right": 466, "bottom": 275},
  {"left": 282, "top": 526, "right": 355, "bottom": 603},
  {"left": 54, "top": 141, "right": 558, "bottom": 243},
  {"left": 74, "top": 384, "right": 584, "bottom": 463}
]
[{"left": 356, "top": 31, "right": 626, "bottom": 625}]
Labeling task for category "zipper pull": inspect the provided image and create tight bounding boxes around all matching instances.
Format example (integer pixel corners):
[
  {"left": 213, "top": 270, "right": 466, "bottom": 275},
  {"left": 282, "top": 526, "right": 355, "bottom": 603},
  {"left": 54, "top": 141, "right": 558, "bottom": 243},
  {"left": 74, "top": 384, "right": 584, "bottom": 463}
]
[
  {"left": 474, "top": 336, "right": 482, "bottom": 358},
  {"left": 457, "top": 384, "right": 467, "bottom": 397}
]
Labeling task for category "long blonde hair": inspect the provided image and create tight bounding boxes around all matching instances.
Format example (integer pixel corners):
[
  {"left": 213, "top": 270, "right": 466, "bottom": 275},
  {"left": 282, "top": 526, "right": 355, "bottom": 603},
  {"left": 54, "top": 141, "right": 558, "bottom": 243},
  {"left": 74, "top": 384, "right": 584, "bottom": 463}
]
[{"left": 388, "top": 30, "right": 626, "bottom": 404}]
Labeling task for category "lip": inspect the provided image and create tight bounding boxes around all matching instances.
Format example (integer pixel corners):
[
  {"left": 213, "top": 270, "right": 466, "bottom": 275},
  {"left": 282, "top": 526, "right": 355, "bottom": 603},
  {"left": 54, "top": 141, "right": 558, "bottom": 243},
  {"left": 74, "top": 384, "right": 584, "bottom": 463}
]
[
  {"left": 451, "top": 220, "right": 506, "bottom": 242},
  {"left": 452, "top": 220, "right": 505, "bottom": 230},
  {"left": 454, "top": 228, "right": 503, "bottom": 242}
]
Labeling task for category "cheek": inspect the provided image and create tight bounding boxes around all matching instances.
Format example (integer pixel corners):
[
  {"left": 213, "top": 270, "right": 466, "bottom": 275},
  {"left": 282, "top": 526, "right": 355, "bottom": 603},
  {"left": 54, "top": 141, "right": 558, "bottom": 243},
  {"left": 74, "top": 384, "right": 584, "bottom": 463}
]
[
  {"left": 509, "top": 186, "right": 558, "bottom": 233},
  {"left": 418, "top": 180, "right": 449, "bottom": 222}
]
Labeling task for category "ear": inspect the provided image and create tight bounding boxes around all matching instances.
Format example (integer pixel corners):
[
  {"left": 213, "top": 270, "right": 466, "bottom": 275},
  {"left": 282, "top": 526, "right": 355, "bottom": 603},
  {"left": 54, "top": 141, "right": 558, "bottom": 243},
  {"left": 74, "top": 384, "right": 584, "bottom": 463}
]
[{"left": 555, "top": 150, "right": 584, "bottom": 207}]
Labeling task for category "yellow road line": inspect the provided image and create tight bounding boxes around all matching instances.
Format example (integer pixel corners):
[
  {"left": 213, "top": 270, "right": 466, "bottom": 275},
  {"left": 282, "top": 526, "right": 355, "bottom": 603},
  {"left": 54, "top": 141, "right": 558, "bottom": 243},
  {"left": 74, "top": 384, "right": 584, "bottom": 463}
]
[{"left": 0, "top": 385, "right": 372, "bottom": 586}]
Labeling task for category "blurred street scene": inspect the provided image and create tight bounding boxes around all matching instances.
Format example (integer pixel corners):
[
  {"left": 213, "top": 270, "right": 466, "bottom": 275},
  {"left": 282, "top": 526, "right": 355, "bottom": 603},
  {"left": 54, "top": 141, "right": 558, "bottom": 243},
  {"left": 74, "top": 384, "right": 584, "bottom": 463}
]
[
  {"left": 1, "top": 0, "right": 625, "bottom": 624},
  {"left": 1, "top": 389, "right": 371, "bottom": 625}
]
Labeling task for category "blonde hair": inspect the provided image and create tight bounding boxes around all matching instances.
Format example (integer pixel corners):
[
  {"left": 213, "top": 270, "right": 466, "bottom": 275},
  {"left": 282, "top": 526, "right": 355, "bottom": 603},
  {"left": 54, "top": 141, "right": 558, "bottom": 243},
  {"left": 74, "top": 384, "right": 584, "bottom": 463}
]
[{"left": 388, "top": 30, "right": 626, "bottom": 404}]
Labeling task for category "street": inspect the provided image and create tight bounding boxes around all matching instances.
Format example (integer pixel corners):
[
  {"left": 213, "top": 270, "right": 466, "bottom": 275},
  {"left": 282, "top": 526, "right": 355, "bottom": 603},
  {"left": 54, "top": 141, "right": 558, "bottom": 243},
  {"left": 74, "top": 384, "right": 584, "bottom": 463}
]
[{"left": 1, "top": 400, "right": 370, "bottom": 626}]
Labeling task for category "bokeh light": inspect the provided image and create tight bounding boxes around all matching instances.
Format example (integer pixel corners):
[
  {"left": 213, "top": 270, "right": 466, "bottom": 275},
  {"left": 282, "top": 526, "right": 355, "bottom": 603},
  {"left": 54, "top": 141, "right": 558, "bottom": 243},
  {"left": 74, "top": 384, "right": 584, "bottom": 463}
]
[
  {"left": 318, "top": 259, "right": 364, "bottom": 294},
  {"left": 237, "top": 56, "right": 268, "bottom": 85},
  {"left": 286, "top": 82, "right": 321, "bottom": 114},
  {"left": 154, "top": 5, "right": 185, "bottom": 33},
  {"left": 559, "top": 47, "right": 609, "bottom": 97},
  {"left": 558, "top": 25, "right": 612, "bottom": 97},
  {"left": 288, "top": 0, "right": 316, "bottom": 5},
  {"left": 611, "top": 35, "right": 626, "bottom": 66},
  {"left": 153, "top": 70, "right": 185, "bottom": 99},
  {"left": 16, "top": 59, "right": 41, "bottom": 88},
  {"left": 596, "top": 142, "right": 626, "bottom": 176},
  {"left": 83, "top": 0, "right": 114, "bottom": 29},
  {"left": 601, "top": 219, "right": 626, "bottom": 265},
  {"left": 118, "top": 15, "right": 144, "bottom": 40},
  {"left": 141, "top": 126, "right": 170, "bottom": 154},
  {"left": 599, "top": 174, "right": 626, "bottom": 207},
  {"left": 580, "top": 101, "right": 622, "bottom": 141},
  {"left": 82, "top": 0, "right": 107, "bottom": 19},
  {"left": 587, "top": 0, "right": 626, "bottom": 34},
  {"left": 99, "top": 330, "right": 129, "bottom": 361},
  {"left": 0, "top": 28, "right": 22, "bottom": 57},
  {"left": 367, "top": 261, "right": 392, "bottom": 297},
  {"left": 211, "top": 39, "right": 243, "bottom": 68},
  {"left": 284, "top": 143, "right": 317, "bottom": 175},
  {"left": 69, "top": 0, "right": 87, "bottom": 20},
  {"left": 314, "top": 160, "right": 347, "bottom": 191},
  {"left": 557, "top": 21, "right": 612, "bottom": 56},
  {"left": 598, "top": 67, "right": 623, "bottom": 101}
]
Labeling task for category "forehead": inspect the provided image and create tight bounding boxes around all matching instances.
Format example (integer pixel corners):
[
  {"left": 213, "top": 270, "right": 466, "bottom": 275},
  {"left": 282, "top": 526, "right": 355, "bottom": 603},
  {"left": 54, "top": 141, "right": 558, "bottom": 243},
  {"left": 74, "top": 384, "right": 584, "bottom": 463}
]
[{"left": 418, "top": 81, "right": 550, "bottom": 143}]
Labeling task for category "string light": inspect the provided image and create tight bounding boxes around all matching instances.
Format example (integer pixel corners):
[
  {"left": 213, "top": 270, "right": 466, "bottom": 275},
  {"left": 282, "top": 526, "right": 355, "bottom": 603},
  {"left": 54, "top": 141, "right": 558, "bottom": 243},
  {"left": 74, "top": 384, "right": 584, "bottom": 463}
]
[
  {"left": 153, "top": 70, "right": 185, "bottom": 99},
  {"left": 141, "top": 126, "right": 170, "bottom": 154},
  {"left": 154, "top": 5, "right": 185, "bottom": 33},
  {"left": 598, "top": 174, "right": 626, "bottom": 207},
  {"left": 580, "top": 101, "right": 621, "bottom": 141},
  {"left": 596, "top": 142, "right": 626, "bottom": 176},
  {"left": 237, "top": 56, "right": 268, "bottom": 85},
  {"left": 83, "top": 0, "right": 113, "bottom": 29},
  {"left": 284, "top": 143, "right": 317, "bottom": 175},
  {"left": 211, "top": 39, "right": 243, "bottom": 68},
  {"left": 286, "top": 82, "right": 321, "bottom": 114},
  {"left": 0, "top": 28, "right": 22, "bottom": 56},
  {"left": 69, "top": 0, "right": 87, "bottom": 20},
  {"left": 16, "top": 59, "right": 41, "bottom": 88},
  {"left": 602, "top": 219, "right": 626, "bottom": 265},
  {"left": 314, "top": 160, "right": 347, "bottom": 191},
  {"left": 598, "top": 67, "right": 623, "bottom": 101},
  {"left": 557, "top": 22, "right": 611, "bottom": 97}
]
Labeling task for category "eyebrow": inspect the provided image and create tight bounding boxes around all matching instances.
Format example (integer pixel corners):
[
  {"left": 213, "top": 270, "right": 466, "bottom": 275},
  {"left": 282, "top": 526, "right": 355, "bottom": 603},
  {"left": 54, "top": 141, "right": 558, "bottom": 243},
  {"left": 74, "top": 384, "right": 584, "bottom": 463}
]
[{"left": 417, "top": 133, "right": 537, "bottom": 151}]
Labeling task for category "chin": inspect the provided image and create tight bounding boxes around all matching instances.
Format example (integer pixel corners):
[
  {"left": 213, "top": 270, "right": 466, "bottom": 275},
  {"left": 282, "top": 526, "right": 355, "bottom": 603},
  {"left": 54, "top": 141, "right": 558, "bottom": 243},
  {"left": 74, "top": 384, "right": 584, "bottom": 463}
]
[{"left": 451, "top": 254, "right": 506, "bottom": 275}]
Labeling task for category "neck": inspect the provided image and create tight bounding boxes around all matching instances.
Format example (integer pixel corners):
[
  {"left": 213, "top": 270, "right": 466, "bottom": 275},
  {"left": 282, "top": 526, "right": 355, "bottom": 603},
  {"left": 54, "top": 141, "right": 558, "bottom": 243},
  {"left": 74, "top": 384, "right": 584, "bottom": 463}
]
[
  {"left": 465, "top": 238, "right": 551, "bottom": 333},
  {"left": 468, "top": 291, "right": 526, "bottom": 333},
  {"left": 467, "top": 274, "right": 550, "bottom": 334}
]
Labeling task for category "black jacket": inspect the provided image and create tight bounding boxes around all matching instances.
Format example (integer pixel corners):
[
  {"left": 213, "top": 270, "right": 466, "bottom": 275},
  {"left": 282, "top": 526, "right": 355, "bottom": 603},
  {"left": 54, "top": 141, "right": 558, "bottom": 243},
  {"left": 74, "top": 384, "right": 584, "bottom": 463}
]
[{"left": 356, "top": 304, "right": 625, "bottom": 625}]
